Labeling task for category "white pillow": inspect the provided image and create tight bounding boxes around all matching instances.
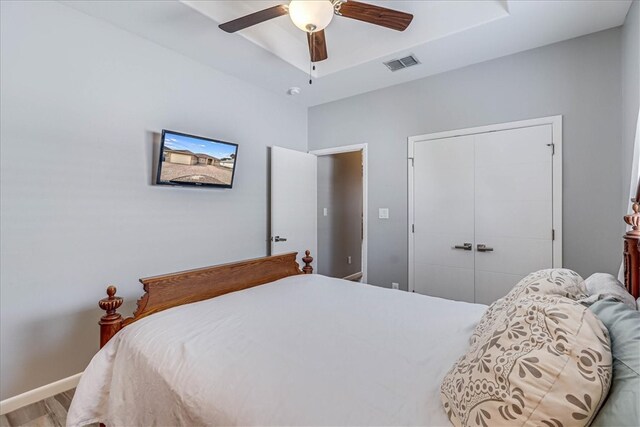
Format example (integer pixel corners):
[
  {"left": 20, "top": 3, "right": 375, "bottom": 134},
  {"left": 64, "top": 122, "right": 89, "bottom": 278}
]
[{"left": 580, "top": 273, "right": 636, "bottom": 310}]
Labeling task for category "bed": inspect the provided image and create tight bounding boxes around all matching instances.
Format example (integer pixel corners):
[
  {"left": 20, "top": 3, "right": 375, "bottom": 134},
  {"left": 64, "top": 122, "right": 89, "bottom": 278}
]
[
  {"left": 68, "top": 180, "right": 640, "bottom": 427},
  {"left": 69, "top": 269, "right": 486, "bottom": 426}
]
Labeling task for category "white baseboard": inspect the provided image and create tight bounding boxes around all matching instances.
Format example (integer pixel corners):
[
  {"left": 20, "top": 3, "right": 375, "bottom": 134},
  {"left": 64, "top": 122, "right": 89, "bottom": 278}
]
[{"left": 0, "top": 372, "right": 82, "bottom": 415}]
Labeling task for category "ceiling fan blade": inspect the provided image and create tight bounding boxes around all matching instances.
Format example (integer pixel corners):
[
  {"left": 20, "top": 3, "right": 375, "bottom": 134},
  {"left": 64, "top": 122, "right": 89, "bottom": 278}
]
[
  {"left": 337, "top": 1, "right": 413, "bottom": 32},
  {"left": 219, "top": 5, "right": 289, "bottom": 33},
  {"left": 307, "top": 30, "right": 328, "bottom": 62}
]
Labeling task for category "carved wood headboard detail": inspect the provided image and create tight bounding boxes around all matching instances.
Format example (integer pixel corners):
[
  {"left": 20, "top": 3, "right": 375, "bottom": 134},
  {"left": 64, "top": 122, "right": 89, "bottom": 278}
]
[
  {"left": 623, "top": 178, "right": 640, "bottom": 300},
  {"left": 98, "top": 251, "right": 313, "bottom": 348}
]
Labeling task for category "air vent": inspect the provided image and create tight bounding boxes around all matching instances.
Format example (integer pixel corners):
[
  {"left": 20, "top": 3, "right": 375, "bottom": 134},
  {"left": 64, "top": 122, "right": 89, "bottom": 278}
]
[{"left": 383, "top": 54, "right": 420, "bottom": 72}]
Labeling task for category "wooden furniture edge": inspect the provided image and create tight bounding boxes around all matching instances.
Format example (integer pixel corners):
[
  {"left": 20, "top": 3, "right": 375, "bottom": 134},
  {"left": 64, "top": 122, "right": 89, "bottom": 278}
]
[
  {"left": 623, "top": 178, "right": 640, "bottom": 300},
  {"left": 99, "top": 250, "right": 313, "bottom": 348}
]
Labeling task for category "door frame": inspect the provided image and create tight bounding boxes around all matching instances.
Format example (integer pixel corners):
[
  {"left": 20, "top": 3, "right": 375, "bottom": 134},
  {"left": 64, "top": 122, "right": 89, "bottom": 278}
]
[
  {"left": 407, "top": 115, "right": 563, "bottom": 293},
  {"left": 309, "top": 143, "right": 368, "bottom": 283}
]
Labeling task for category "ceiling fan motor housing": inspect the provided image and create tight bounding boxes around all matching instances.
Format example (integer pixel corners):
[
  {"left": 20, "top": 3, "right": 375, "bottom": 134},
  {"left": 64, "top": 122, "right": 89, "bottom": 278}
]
[{"left": 288, "top": 0, "right": 335, "bottom": 33}]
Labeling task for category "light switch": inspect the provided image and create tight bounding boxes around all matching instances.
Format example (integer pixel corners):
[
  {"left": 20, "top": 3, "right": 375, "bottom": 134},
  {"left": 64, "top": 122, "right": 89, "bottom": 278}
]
[
  {"left": 379, "top": 208, "right": 389, "bottom": 219},
  {"left": 323, "top": 208, "right": 328, "bottom": 216}
]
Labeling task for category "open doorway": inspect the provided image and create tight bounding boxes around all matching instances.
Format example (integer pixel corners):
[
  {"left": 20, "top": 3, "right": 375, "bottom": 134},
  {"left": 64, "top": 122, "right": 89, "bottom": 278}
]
[{"left": 310, "top": 144, "right": 368, "bottom": 282}]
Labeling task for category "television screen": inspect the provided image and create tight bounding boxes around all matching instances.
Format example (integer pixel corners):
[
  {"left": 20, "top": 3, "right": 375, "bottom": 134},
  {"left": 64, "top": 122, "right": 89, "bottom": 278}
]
[{"left": 156, "top": 130, "right": 238, "bottom": 188}]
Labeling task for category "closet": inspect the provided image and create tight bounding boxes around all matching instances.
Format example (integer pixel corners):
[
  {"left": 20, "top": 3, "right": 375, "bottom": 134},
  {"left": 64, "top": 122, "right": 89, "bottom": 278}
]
[{"left": 408, "top": 118, "right": 562, "bottom": 304}]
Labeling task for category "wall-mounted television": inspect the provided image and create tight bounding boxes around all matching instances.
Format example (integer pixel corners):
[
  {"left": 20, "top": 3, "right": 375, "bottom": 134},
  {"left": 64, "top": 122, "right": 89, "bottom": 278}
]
[{"left": 156, "top": 130, "right": 238, "bottom": 188}]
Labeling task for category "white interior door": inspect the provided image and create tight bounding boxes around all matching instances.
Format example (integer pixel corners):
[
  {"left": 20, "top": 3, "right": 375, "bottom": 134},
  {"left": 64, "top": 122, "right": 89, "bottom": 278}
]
[
  {"left": 473, "top": 125, "right": 553, "bottom": 304},
  {"left": 413, "top": 135, "right": 475, "bottom": 302},
  {"left": 271, "top": 146, "right": 317, "bottom": 268}
]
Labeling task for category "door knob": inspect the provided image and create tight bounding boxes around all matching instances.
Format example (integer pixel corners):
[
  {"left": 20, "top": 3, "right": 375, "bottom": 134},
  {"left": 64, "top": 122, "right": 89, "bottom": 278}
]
[
  {"left": 273, "top": 236, "right": 287, "bottom": 242},
  {"left": 454, "top": 243, "right": 472, "bottom": 250},
  {"left": 477, "top": 244, "right": 494, "bottom": 252}
]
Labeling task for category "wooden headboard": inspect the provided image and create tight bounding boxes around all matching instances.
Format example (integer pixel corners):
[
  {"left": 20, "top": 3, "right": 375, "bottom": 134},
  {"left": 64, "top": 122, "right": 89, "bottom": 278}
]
[
  {"left": 623, "top": 178, "right": 640, "bottom": 299},
  {"left": 98, "top": 250, "right": 313, "bottom": 348}
]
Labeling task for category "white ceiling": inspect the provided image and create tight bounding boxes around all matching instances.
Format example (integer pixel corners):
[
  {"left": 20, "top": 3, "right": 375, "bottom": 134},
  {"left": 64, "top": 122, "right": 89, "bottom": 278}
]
[
  {"left": 62, "top": 0, "right": 632, "bottom": 107},
  {"left": 183, "top": 1, "right": 510, "bottom": 77}
]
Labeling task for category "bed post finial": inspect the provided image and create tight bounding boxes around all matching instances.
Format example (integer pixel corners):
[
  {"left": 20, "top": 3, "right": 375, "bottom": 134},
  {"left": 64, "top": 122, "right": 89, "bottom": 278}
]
[
  {"left": 624, "top": 197, "right": 640, "bottom": 236},
  {"left": 99, "top": 285, "right": 124, "bottom": 348},
  {"left": 302, "top": 250, "right": 313, "bottom": 274}
]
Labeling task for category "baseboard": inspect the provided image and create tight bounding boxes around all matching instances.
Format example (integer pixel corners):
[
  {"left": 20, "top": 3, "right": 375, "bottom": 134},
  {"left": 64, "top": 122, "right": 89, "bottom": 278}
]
[{"left": 0, "top": 372, "right": 82, "bottom": 415}]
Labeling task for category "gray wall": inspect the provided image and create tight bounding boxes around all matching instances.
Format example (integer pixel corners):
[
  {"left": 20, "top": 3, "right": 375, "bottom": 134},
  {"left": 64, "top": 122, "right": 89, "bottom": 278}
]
[
  {"left": 0, "top": 1, "right": 307, "bottom": 399},
  {"left": 317, "top": 152, "right": 363, "bottom": 278},
  {"left": 309, "top": 28, "right": 623, "bottom": 291},
  {"left": 622, "top": 0, "right": 639, "bottom": 209}
]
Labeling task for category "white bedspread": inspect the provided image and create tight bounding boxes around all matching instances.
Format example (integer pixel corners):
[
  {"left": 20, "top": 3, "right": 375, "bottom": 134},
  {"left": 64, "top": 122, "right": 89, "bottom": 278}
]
[{"left": 68, "top": 274, "right": 486, "bottom": 427}]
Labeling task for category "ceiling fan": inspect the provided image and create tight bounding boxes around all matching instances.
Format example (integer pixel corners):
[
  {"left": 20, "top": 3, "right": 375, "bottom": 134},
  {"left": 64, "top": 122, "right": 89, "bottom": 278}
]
[{"left": 218, "top": 0, "right": 413, "bottom": 63}]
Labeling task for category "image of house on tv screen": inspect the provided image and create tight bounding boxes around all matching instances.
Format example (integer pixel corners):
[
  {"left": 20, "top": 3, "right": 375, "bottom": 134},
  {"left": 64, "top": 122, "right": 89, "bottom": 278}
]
[{"left": 160, "top": 133, "right": 237, "bottom": 186}]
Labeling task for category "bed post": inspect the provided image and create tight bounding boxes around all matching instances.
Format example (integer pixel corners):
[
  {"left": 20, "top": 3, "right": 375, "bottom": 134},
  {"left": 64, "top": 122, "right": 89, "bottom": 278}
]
[
  {"left": 623, "top": 178, "right": 640, "bottom": 299},
  {"left": 99, "top": 286, "right": 124, "bottom": 348},
  {"left": 302, "top": 250, "right": 314, "bottom": 274}
]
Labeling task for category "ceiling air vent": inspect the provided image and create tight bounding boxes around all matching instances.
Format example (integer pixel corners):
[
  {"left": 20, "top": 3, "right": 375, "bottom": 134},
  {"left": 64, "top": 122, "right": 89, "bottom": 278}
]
[{"left": 383, "top": 54, "right": 420, "bottom": 72}]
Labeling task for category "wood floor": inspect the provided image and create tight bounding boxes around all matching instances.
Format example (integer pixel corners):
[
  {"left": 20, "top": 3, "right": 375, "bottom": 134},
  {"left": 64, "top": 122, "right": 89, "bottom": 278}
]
[{"left": 0, "top": 389, "right": 97, "bottom": 427}]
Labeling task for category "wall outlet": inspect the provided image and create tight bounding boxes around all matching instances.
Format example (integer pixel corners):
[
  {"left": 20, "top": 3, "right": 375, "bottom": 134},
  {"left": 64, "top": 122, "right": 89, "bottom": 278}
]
[
  {"left": 347, "top": 256, "right": 352, "bottom": 264},
  {"left": 378, "top": 208, "right": 389, "bottom": 219},
  {"left": 323, "top": 207, "right": 328, "bottom": 216},
  {"left": 391, "top": 282, "right": 399, "bottom": 290}
]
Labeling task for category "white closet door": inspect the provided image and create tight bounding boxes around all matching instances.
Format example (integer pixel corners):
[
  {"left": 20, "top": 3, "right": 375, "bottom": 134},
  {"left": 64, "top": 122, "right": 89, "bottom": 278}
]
[
  {"left": 473, "top": 125, "right": 554, "bottom": 304},
  {"left": 271, "top": 146, "right": 317, "bottom": 267},
  {"left": 413, "top": 135, "right": 475, "bottom": 302}
]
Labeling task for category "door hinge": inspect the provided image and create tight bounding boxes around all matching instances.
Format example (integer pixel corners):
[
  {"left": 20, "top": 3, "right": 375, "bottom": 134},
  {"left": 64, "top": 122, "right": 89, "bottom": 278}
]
[
  {"left": 552, "top": 229, "right": 555, "bottom": 240},
  {"left": 409, "top": 157, "right": 414, "bottom": 167},
  {"left": 547, "top": 143, "right": 555, "bottom": 155},
  {"left": 412, "top": 224, "right": 415, "bottom": 233}
]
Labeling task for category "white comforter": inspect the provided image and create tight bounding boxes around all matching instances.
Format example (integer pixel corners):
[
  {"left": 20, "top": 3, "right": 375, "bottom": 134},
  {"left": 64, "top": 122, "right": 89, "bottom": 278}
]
[{"left": 68, "top": 274, "right": 486, "bottom": 427}]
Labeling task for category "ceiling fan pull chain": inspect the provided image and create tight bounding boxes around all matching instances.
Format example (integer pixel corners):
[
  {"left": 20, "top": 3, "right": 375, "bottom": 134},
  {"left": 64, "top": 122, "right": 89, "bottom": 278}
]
[{"left": 309, "top": 31, "right": 314, "bottom": 85}]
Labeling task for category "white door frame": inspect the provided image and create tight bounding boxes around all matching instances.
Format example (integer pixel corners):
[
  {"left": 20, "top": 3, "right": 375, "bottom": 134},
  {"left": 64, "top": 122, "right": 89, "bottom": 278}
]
[
  {"left": 407, "top": 115, "right": 563, "bottom": 293},
  {"left": 309, "top": 143, "right": 368, "bottom": 283}
]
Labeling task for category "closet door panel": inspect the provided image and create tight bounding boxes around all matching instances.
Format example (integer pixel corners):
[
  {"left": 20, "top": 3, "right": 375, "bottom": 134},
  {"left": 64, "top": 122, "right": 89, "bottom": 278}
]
[
  {"left": 474, "top": 125, "right": 554, "bottom": 304},
  {"left": 473, "top": 235, "right": 552, "bottom": 276},
  {"left": 419, "top": 231, "right": 476, "bottom": 268},
  {"left": 414, "top": 264, "right": 475, "bottom": 302},
  {"left": 474, "top": 127, "right": 551, "bottom": 166},
  {"left": 413, "top": 135, "right": 475, "bottom": 302},
  {"left": 475, "top": 200, "right": 552, "bottom": 240}
]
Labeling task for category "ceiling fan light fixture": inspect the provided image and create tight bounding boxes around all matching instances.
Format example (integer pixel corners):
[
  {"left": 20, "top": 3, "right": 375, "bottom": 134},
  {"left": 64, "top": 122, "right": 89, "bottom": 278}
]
[{"left": 288, "top": 0, "right": 334, "bottom": 33}]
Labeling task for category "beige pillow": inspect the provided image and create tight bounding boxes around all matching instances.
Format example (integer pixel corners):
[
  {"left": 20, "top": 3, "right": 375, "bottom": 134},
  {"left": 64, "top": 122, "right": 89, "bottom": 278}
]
[
  {"left": 469, "top": 269, "right": 588, "bottom": 349},
  {"left": 441, "top": 270, "right": 611, "bottom": 427}
]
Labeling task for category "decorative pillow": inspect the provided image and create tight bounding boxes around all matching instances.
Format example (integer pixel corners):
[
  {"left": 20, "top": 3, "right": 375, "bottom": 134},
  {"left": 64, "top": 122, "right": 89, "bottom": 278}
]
[
  {"left": 470, "top": 269, "right": 588, "bottom": 349},
  {"left": 441, "top": 270, "right": 612, "bottom": 427},
  {"left": 579, "top": 273, "right": 636, "bottom": 310},
  {"left": 589, "top": 299, "right": 640, "bottom": 427}
]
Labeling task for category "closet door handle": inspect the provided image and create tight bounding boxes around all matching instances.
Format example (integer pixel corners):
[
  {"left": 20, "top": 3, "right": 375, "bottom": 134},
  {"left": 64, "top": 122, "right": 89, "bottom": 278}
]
[
  {"left": 273, "top": 236, "right": 288, "bottom": 242},
  {"left": 477, "top": 244, "right": 494, "bottom": 252},
  {"left": 454, "top": 243, "right": 473, "bottom": 251}
]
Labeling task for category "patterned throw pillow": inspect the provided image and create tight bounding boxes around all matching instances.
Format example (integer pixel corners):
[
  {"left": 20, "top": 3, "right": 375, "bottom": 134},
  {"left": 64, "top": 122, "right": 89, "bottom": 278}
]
[
  {"left": 469, "top": 269, "right": 588, "bottom": 349},
  {"left": 441, "top": 269, "right": 612, "bottom": 427}
]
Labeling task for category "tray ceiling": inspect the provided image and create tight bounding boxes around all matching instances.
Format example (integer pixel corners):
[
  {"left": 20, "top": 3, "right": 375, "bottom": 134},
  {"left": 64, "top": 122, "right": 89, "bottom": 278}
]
[
  {"left": 183, "top": 1, "right": 510, "bottom": 77},
  {"left": 62, "top": 0, "right": 632, "bottom": 106}
]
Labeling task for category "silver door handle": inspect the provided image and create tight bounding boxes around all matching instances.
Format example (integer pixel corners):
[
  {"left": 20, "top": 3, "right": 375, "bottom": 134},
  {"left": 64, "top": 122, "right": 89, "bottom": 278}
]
[
  {"left": 273, "top": 236, "right": 287, "bottom": 242},
  {"left": 454, "top": 243, "right": 472, "bottom": 250},
  {"left": 477, "top": 244, "right": 494, "bottom": 252}
]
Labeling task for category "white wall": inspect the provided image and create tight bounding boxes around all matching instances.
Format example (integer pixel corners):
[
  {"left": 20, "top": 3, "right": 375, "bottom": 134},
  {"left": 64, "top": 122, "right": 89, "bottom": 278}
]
[
  {"left": 0, "top": 1, "right": 307, "bottom": 400},
  {"left": 309, "top": 28, "right": 623, "bottom": 290},
  {"left": 622, "top": 0, "right": 640, "bottom": 208}
]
